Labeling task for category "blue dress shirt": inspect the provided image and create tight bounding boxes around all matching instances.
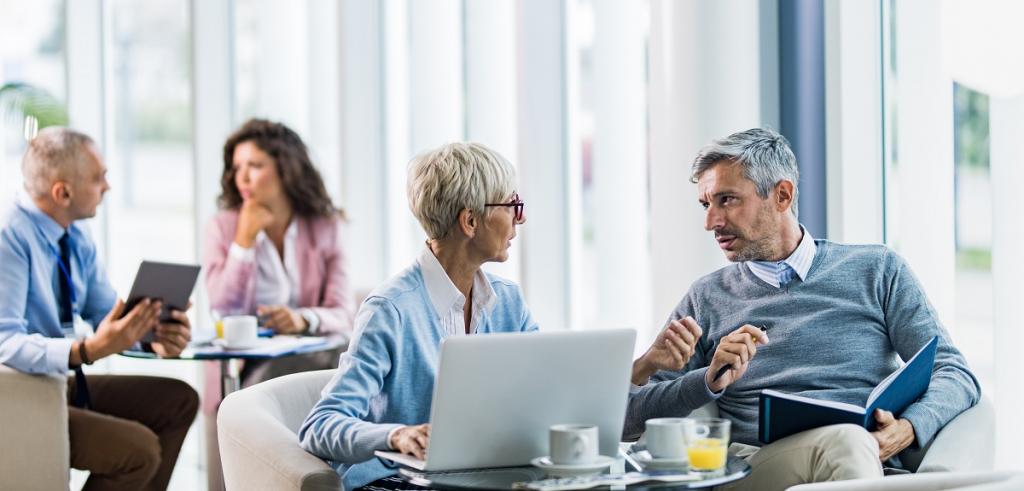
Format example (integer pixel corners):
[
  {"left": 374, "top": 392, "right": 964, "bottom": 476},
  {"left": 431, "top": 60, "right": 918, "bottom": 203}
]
[{"left": 0, "top": 196, "right": 116, "bottom": 375}]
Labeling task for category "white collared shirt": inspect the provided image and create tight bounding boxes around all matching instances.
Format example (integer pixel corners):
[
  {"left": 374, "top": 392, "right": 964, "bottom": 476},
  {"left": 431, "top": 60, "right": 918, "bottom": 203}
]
[
  {"left": 745, "top": 225, "right": 817, "bottom": 288},
  {"left": 416, "top": 247, "right": 497, "bottom": 336},
  {"left": 229, "top": 221, "right": 300, "bottom": 308}
]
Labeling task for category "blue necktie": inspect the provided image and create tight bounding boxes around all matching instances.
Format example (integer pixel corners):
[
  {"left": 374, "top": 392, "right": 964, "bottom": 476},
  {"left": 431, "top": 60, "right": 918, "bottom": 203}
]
[
  {"left": 778, "top": 263, "right": 796, "bottom": 288},
  {"left": 59, "top": 233, "right": 91, "bottom": 409}
]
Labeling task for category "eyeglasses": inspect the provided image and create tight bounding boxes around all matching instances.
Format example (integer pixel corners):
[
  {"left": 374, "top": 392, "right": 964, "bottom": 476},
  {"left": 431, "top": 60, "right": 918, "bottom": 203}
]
[{"left": 485, "top": 193, "right": 525, "bottom": 221}]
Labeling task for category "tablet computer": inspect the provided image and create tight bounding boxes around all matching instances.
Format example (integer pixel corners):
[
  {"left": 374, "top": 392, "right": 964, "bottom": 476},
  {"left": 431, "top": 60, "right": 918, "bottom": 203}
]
[{"left": 123, "top": 261, "right": 201, "bottom": 340}]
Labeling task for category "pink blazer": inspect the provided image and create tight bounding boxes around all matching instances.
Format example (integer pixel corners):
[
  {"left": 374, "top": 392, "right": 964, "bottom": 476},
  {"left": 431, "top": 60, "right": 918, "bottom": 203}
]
[{"left": 203, "top": 210, "right": 355, "bottom": 334}]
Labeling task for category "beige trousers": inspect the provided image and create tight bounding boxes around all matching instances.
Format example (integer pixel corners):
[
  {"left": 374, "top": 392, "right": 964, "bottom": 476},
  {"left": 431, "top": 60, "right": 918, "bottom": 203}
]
[{"left": 717, "top": 424, "right": 883, "bottom": 491}]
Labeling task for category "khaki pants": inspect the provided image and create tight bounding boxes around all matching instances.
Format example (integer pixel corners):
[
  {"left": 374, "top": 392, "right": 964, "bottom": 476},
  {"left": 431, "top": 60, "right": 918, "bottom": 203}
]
[
  {"left": 718, "top": 424, "right": 883, "bottom": 491},
  {"left": 67, "top": 375, "right": 199, "bottom": 491}
]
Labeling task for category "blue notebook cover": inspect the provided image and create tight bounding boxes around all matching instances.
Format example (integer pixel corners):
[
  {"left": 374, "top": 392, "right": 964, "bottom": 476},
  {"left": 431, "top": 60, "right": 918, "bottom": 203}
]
[{"left": 757, "top": 336, "right": 938, "bottom": 444}]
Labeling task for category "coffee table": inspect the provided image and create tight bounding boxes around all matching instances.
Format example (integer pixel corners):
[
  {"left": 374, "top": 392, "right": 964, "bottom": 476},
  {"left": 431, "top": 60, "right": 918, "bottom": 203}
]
[
  {"left": 120, "top": 335, "right": 347, "bottom": 397},
  {"left": 398, "top": 455, "right": 751, "bottom": 490}
]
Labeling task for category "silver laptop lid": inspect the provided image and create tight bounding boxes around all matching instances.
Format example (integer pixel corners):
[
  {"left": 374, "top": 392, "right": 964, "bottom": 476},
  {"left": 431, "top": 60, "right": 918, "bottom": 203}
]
[{"left": 422, "top": 329, "right": 636, "bottom": 471}]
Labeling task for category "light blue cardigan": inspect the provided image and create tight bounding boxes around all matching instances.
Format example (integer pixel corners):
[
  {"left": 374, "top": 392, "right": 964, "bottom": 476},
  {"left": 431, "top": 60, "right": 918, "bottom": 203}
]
[{"left": 298, "top": 260, "right": 538, "bottom": 489}]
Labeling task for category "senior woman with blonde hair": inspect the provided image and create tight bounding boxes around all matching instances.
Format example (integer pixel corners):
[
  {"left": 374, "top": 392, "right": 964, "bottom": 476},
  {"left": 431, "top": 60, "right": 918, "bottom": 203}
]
[{"left": 299, "top": 142, "right": 537, "bottom": 490}]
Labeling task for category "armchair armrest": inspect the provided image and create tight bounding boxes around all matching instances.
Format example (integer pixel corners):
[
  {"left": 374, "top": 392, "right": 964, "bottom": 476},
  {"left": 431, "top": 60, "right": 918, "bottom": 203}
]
[
  {"left": 899, "top": 395, "right": 994, "bottom": 473},
  {"left": 218, "top": 371, "right": 341, "bottom": 491},
  {"left": 0, "top": 365, "right": 69, "bottom": 489},
  {"left": 786, "top": 471, "right": 1021, "bottom": 491}
]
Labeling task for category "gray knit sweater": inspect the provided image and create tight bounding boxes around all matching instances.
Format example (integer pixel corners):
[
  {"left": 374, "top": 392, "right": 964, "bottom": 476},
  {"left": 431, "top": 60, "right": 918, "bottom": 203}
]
[{"left": 624, "top": 240, "right": 980, "bottom": 449}]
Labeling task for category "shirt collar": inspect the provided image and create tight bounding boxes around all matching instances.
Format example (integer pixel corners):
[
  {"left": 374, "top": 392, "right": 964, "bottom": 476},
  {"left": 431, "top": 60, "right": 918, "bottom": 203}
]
[
  {"left": 16, "top": 193, "right": 67, "bottom": 246},
  {"left": 747, "top": 225, "right": 816, "bottom": 287},
  {"left": 254, "top": 219, "right": 298, "bottom": 245},
  {"left": 417, "top": 246, "right": 497, "bottom": 318}
]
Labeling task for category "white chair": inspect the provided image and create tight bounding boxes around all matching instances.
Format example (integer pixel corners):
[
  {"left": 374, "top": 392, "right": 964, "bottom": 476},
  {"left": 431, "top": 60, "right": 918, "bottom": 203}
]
[
  {"left": 218, "top": 369, "right": 340, "bottom": 491},
  {"left": 0, "top": 364, "right": 70, "bottom": 490}
]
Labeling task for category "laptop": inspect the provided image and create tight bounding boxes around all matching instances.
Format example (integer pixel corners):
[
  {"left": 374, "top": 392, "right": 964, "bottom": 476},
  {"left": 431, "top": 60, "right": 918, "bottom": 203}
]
[{"left": 375, "top": 329, "right": 636, "bottom": 471}]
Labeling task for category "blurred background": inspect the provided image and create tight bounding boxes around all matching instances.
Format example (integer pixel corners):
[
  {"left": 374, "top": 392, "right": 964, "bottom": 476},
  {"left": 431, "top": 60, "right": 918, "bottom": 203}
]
[{"left": 2, "top": 0, "right": 1023, "bottom": 488}]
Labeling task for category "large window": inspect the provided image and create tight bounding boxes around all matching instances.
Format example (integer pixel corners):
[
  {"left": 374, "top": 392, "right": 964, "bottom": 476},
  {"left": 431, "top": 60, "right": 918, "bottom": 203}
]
[
  {"left": 572, "top": 0, "right": 653, "bottom": 336},
  {"left": 105, "top": 0, "right": 194, "bottom": 290},
  {"left": 0, "top": 0, "right": 65, "bottom": 199},
  {"left": 882, "top": 0, "right": 1022, "bottom": 469}
]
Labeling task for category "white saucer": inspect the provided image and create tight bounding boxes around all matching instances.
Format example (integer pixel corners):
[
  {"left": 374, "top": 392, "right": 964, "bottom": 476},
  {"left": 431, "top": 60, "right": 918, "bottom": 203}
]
[
  {"left": 213, "top": 339, "right": 258, "bottom": 351},
  {"left": 530, "top": 455, "right": 616, "bottom": 477},
  {"left": 634, "top": 451, "right": 689, "bottom": 470}
]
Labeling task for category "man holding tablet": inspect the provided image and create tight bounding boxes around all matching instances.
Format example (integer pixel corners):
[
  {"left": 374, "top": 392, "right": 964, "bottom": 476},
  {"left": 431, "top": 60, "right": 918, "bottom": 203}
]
[{"left": 0, "top": 127, "right": 198, "bottom": 491}]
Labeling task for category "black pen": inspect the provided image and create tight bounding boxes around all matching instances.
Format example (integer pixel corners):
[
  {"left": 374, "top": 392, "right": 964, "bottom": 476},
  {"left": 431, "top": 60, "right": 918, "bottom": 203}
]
[{"left": 711, "top": 324, "right": 769, "bottom": 383}]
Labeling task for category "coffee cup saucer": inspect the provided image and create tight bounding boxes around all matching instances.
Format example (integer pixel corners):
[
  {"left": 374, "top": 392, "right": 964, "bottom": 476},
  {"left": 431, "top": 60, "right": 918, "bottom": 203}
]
[
  {"left": 633, "top": 451, "right": 689, "bottom": 470},
  {"left": 214, "top": 338, "right": 259, "bottom": 351},
  {"left": 530, "top": 455, "right": 616, "bottom": 477}
]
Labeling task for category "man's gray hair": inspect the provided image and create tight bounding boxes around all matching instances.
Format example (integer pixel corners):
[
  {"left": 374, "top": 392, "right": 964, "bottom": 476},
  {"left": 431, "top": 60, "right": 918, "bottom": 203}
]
[
  {"left": 407, "top": 142, "right": 517, "bottom": 240},
  {"left": 22, "top": 127, "right": 96, "bottom": 199},
  {"left": 691, "top": 127, "right": 800, "bottom": 217}
]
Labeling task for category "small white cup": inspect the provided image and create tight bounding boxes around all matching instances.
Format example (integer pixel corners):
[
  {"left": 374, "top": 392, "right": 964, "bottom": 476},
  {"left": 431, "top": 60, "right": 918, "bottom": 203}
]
[
  {"left": 644, "top": 417, "right": 693, "bottom": 460},
  {"left": 222, "top": 315, "right": 258, "bottom": 349},
  {"left": 549, "top": 424, "right": 599, "bottom": 465}
]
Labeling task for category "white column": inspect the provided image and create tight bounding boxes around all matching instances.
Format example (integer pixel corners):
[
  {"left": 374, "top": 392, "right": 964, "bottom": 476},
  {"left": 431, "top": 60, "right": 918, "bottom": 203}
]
[
  {"left": 823, "top": 0, "right": 884, "bottom": 244},
  {"left": 889, "top": 0, "right": 956, "bottom": 325},
  {"left": 66, "top": 0, "right": 109, "bottom": 260},
  {"left": 408, "top": 0, "right": 463, "bottom": 151},
  {"left": 338, "top": 0, "right": 387, "bottom": 289},
  {"left": 403, "top": 0, "right": 465, "bottom": 264},
  {"left": 517, "top": 0, "right": 577, "bottom": 331},
  {"left": 191, "top": 0, "right": 235, "bottom": 336},
  {"left": 250, "top": 0, "right": 309, "bottom": 135},
  {"left": 381, "top": 0, "right": 414, "bottom": 276},
  {"left": 647, "top": 0, "right": 763, "bottom": 345},
  {"left": 590, "top": 0, "right": 650, "bottom": 333},
  {"left": 989, "top": 95, "right": 1024, "bottom": 469},
  {"left": 306, "top": 0, "right": 342, "bottom": 202},
  {"left": 466, "top": 0, "right": 521, "bottom": 282},
  {"left": 191, "top": 0, "right": 235, "bottom": 256}
]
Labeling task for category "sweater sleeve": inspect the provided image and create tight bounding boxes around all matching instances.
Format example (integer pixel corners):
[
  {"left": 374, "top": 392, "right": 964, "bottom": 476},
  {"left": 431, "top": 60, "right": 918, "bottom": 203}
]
[
  {"left": 622, "top": 292, "right": 717, "bottom": 440},
  {"left": 298, "top": 297, "right": 404, "bottom": 463},
  {"left": 881, "top": 250, "right": 981, "bottom": 447}
]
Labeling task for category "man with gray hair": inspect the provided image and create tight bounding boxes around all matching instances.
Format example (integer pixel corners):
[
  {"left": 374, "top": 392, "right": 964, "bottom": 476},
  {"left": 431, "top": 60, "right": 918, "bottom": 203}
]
[
  {"left": 0, "top": 127, "right": 198, "bottom": 490},
  {"left": 625, "top": 128, "right": 979, "bottom": 488}
]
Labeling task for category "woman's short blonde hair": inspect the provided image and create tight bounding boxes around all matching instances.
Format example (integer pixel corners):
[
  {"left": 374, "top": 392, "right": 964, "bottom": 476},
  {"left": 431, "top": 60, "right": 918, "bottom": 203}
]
[{"left": 407, "top": 142, "right": 516, "bottom": 240}]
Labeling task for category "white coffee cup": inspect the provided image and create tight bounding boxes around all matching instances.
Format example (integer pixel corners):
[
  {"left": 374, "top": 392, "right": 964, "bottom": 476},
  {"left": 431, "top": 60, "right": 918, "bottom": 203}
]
[
  {"left": 222, "top": 315, "right": 258, "bottom": 349},
  {"left": 644, "top": 417, "right": 693, "bottom": 460},
  {"left": 549, "top": 424, "right": 599, "bottom": 465}
]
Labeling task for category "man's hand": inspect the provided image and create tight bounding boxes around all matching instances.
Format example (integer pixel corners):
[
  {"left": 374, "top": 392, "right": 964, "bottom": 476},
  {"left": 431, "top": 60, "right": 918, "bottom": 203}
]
[
  {"left": 871, "top": 409, "right": 915, "bottom": 461},
  {"left": 390, "top": 424, "right": 431, "bottom": 460},
  {"left": 86, "top": 299, "right": 161, "bottom": 361},
  {"left": 258, "top": 305, "right": 308, "bottom": 335},
  {"left": 234, "top": 200, "right": 275, "bottom": 248},
  {"left": 151, "top": 309, "right": 192, "bottom": 358},
  {"left": 632, "top": 316, "right": 703, "bottom": 386},
  {"left": 705, "top": 324, "right": 769, "bottom": 392}
]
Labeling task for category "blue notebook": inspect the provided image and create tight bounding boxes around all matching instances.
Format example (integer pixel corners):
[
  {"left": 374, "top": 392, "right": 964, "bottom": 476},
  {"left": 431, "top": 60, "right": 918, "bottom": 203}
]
[{"left": 757, "top": 336, "right": 938, "bottom": 444}]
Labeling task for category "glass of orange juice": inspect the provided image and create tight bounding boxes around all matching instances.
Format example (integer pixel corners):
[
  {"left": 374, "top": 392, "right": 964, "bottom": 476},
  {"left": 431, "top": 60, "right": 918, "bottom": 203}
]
[{"left": 686, "top": 418, "right": 730, "bottom": 476}]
